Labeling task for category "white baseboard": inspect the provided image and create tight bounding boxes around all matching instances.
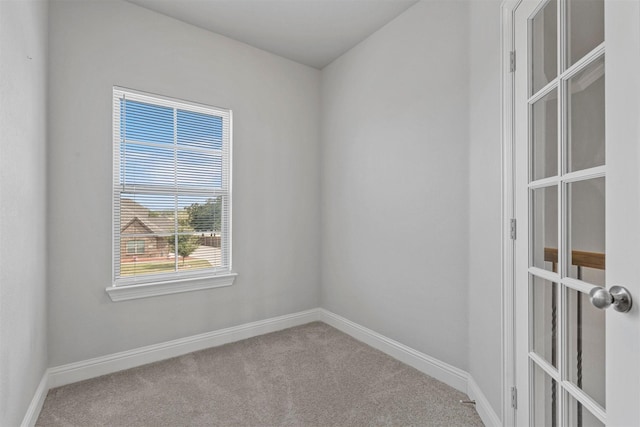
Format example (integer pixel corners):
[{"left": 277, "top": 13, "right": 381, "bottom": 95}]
[
  {"left": 467, "top": 375, "right": 502, "bottom": 427},
  {"left": 20, "top": 371, "right": 49, "bottom": 427},
  {"left": 26, "top": 307, "right": 502, "bottom": 427},
  {"left": 48, "top": 308, "right": 321, "bottom": 388},
  {"left": 318, "top": 309, "right": 468, "bottom": 393},
  {"left": 319, "top": 309, "right": 502, "bottom": 427}
]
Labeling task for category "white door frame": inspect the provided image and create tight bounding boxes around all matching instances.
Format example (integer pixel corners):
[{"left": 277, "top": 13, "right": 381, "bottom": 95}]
[
  {"left": 501, "top": 1, "right": 640, "bottom": 426},
  {"left": 501, "top": 1, "right": 520, "bottom": 426}
]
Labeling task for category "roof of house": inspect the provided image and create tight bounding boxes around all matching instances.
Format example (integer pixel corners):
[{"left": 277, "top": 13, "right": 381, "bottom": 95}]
[{"left": 120, "top": 198, "right": 175, "bottom": 234}]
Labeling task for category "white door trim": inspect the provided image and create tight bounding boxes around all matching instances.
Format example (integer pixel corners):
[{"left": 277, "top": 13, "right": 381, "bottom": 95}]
[
  {"left": 501, "top": 1, "right": 521, "bottom": 426},
  {"left": 503, "top": 3, "right": 640, "bottom": 426}
]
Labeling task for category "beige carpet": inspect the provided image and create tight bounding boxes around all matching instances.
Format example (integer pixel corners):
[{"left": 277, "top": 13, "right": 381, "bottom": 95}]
[{"left": 36, "top": 322, "right": 484, "bottom": 426}]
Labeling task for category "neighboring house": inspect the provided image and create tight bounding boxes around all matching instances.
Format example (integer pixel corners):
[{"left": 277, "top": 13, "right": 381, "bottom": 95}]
[{"left": 120, "top": 198, "right": 174, "bottom": 261}]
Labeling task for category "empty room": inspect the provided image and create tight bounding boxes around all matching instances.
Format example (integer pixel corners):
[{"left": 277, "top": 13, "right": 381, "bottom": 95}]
[{"left": 1, "top": 0, "right": 639, "bottom": 425}]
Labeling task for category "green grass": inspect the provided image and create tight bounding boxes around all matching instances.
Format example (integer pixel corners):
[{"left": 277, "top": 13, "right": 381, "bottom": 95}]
[{"left": 120, "top": 259, "right": 212, "bottom": 276}]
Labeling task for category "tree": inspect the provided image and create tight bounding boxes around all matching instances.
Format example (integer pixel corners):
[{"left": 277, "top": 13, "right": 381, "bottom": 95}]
[
  {"left": 185, "top": 197, "right": 221, "bottom": 232},
  {"left": 169, "top": 221, "right": 199, "bottom": 266}
]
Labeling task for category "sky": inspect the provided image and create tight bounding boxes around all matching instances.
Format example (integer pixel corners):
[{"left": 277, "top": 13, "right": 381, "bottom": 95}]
[{"left": 119, "top": 99, "right": 224, "bottom": 211}]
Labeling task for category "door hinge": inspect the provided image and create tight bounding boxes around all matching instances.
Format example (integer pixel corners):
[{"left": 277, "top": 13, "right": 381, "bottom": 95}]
[
  {"left": 510, "top": 218, "right": 517, "bottom": 240},
  {"left": 511, "top": 386, "right": 518, "bottom": 409},
  {"left": 510, "top": 51, "right": 516, "bottom": 72}
]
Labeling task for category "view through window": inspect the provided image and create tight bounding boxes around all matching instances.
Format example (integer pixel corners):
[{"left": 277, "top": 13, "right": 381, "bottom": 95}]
[{"left": 113, "top": 88, "right": 231, "bottom": 284}]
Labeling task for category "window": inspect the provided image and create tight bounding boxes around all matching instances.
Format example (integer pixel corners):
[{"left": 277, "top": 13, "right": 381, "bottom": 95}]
[
  {"left": 110, "top": 87, "right": 234, "bottom": 297},
  {"left": 126, "top": 240, "right": 145, "bottom": 255}
]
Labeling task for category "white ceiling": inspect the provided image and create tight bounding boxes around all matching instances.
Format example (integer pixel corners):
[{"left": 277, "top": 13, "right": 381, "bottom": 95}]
[{"left": 125, "top": 0, "right": 419, "bottom": 69}]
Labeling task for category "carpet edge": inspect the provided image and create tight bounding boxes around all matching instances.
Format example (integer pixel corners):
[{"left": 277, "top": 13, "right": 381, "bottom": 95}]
[
  {"left": 20, "top": 369, "right": 49, "bottom": 427},
  {"left": 28, "top": 308, "right": 502, "bottom": 427},
  {"left": 48, "top": 308, "right": 322, "bottom": 389},
  {"left": 319, "top": 309, "right": 502, "bottom": 427},
  {"left": 468, "top": 375, "right": 502, "bottom": 427},
  {"left": 318, "top": 309, "right": 468, "bottom": 391}
]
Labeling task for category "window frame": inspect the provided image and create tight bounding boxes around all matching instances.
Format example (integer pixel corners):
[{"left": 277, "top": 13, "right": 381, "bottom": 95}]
[
  {"left": 107, "top": 87, "right": 236, "bottom": 301},
  {"left": 126, "top": 240, "right": 146, "bottom": 255}
]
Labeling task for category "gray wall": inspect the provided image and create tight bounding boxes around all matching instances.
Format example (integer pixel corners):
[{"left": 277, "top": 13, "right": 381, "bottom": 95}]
[
  {"left": 320, "top": 1, "right": 471, "bottom": 371},
  {"left": 47, "top": 0, "right": 321, "bottom": 366},
  {"left": 0, "top": 0, "right": 49, "bottom": 424},
  {"left": 319, "top": 0, "right": 504, "bottom": 416},
  {"left": 467, "top": 0, "right": 503, "bottom": 416},
  {"left": 43, "top": 0, "right": 506, "bottom": 420}
]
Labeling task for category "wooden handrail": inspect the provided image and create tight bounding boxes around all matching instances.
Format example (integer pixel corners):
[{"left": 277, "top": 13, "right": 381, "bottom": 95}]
[
  {"left": 543, "top": 248, "right": 605, "bottom": 270},
  {"left": 543, "top": 247, "right": 603, "bottom": 427}
]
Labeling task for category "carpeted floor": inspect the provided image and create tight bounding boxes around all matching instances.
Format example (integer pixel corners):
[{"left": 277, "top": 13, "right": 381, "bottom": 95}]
[{"left": 36, "top": 322, "right": 484, "bottom": 426}]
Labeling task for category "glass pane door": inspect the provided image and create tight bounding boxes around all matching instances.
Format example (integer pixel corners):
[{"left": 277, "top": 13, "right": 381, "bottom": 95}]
[{"left": 524, "top": 0, "right": 606, "bottom": 424}]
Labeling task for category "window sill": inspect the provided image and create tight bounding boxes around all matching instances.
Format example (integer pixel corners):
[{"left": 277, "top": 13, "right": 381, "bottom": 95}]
[{"left": 105, "top": 272, "right": 237, "bottom": 302}]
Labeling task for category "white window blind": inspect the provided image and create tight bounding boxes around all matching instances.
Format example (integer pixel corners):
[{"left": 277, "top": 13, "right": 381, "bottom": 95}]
[{"left": 113, "top": 87, "right": 232, "bottom": 286}]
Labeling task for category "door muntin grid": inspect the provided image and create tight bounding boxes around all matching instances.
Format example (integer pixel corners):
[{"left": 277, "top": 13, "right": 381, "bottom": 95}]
[{"left": 524, "top": 0, "right": 606, "bottom": 425}]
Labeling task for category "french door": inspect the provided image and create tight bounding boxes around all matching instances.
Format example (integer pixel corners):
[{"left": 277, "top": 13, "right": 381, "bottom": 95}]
[{"left": 512, "top": 0, "right": 640, "bottom": 425}]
